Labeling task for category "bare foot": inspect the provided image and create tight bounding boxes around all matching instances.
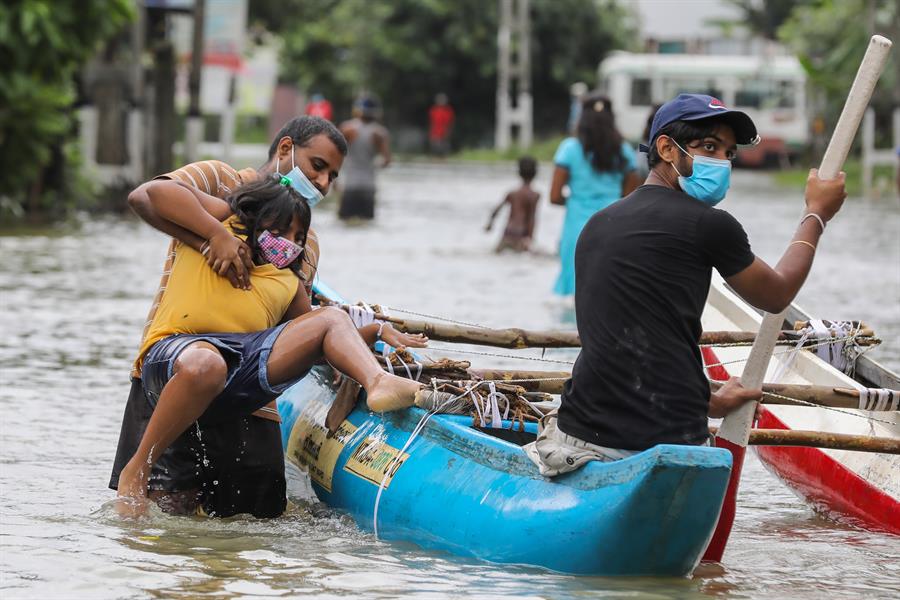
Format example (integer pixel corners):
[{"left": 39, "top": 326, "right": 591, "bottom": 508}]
[
  {"left": 365, "top": 373, "right": 422, "bottom": 412},
  {"left": 115, "top": 462, "right": 151, "bottom": 518}
]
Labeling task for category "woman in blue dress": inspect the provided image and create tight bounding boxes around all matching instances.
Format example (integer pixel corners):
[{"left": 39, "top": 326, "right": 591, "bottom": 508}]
[{"left": 550, "top": 94, "right": 640, "bottom": 296}]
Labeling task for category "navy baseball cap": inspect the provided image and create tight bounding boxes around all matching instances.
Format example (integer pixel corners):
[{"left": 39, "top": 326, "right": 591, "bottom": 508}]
[{"left": 639, "top": 94, "right": 759, "bottom": 152}]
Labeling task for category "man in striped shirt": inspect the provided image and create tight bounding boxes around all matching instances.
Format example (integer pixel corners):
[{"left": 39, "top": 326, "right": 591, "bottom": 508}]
[{"left": 110, "top": 116, "right": 347, "bottom": 517}]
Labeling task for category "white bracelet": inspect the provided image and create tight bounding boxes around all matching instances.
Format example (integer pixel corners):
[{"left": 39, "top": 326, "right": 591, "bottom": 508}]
[
  {"left": 376, "top": 321, "right": 387, "bottom": 341},
  {"left": 800, "top": 213, "right": 826, "bottom": 233}
]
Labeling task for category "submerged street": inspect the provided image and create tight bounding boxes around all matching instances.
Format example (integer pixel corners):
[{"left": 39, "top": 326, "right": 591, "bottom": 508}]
[{"left": 1, "top": 164, "right": 898, "bottom": 598}]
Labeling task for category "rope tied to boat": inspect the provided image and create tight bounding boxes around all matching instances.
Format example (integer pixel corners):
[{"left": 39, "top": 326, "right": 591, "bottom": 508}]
[
  {"left": 426, "top": 344, "right": 577, "bottom": 365},
  {"left": 381, "top": 344, "right": 423, "bottom": 382},
  {"left": 426, "top": 372, "right": 899, "bottom": 426},
  {"left": 772, "top": 320, "right": 874, "bottom": 380},
  {"left": 372, "top": 380, "right": 479, "bottom": 539},
  {"left": 856, "top": 388, "right": 900, "bottom": 412},
  {"left": 697, "top": 333, "right": 878, "bottom": 349},
  {"left": 381, "top": 305, "right": 490, "bottom": 329},
  {"left": 425, "top": 378, "right": 546, "bottom": 421},
  {"left": 347, "top": 301, "right": 383, "bottom": 328},
  {"left": 424, "top": 375, "right": 899, "bottom": 427},
  {"left": 427, "top": 336, "right": 866, "bottom": 370},
  {"left": 326, "top": 296, "right": 490, "bottom": 329},
  {"left": 485, "top": 382, "right": 510, "bottom": 428},
  {"left": 804, "top": 319, "right": 868, "bottom": 375},
  {"left": 760, "top": 390, "right": 899, "bottom": 427}
]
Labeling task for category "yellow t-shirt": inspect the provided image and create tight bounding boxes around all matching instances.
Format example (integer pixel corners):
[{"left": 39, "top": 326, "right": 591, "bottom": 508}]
[{"left": 134, "top": 216, "right": 299, "bottom": 371}]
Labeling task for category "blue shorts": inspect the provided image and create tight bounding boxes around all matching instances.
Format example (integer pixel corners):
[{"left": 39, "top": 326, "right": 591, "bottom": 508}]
[{"left": 141, "top": 323, "right": 302, "bottom": 424}]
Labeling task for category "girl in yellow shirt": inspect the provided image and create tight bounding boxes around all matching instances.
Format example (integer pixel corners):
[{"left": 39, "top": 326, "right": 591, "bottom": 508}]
[{"left": 117, "top": 176, "right": 428, "bottom": 514}]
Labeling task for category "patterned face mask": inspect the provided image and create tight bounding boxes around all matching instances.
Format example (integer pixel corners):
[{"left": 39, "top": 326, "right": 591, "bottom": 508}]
[{"left": 258, "top": 230, "right": 303, "bottom": 269}]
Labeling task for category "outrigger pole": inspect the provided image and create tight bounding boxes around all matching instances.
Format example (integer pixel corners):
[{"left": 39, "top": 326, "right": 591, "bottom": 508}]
[
  {"left": 369, "top": 313, "right": 880, "bottom": 349},
  {"left": 702, "top": 35, "right": 894, "bottom": 564}
]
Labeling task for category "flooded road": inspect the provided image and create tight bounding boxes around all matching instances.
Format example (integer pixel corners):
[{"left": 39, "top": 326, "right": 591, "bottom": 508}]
[{"left": 1, "top": 163, "right": 898, "bottom": 598}]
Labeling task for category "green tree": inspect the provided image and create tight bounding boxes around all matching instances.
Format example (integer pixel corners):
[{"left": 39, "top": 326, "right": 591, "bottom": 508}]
[
  {"left": 0, "top": 0, "right": 134, "bottom": 222},
  {"left": 722, "top": 0, "right": 810, "bottom": 40},
  {"left": 531, "top": 0, "right": 636, "bottom": 133},
  {"left": 778, "top": 0, "right": 898, "bottom": 140},
  {"left": 252, "top": 0, "right": 635, "bottom": 148}
]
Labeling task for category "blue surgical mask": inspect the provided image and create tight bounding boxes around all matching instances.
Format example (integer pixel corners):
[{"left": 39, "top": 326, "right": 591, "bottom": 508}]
[
  {"left": 670, "top": 140, "right": 732, "bottom": 206},
  {"left": 276, "top": 149, "right": 325, "bottom": 208}
]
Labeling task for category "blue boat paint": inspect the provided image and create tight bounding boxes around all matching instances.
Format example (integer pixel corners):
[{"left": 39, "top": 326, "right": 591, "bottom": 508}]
[
  {"left": 277, "top": 282, "right": 733, "bottom": 575},
  {"left": 277, "top": 367, "right": 732, "bottom": 576}
]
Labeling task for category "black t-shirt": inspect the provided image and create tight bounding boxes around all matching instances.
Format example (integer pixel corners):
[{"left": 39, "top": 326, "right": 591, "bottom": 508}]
[{"left": 557, "top": 184, "right": 755, "bottom": 450}]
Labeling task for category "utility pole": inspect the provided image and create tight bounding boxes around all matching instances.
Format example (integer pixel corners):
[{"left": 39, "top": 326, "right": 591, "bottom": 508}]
[
  {"left": 185, "top": 0, "right": 205, "bottom": 163},
  {"left": 145, "top": 6, "right": 176, "bottom": 178},
  {"left": 495, "top": 0, "right": 532, "bottom": 151}
]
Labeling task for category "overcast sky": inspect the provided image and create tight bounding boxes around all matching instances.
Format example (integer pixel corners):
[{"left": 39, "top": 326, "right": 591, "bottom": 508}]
[{"left": 632, "top": 0, "right": 743, "bottom": 39}]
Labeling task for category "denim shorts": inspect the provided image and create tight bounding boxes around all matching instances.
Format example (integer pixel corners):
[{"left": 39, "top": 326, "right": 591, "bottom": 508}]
[{"left": 141, "top": 322, "right": 304, "bottom": 424}]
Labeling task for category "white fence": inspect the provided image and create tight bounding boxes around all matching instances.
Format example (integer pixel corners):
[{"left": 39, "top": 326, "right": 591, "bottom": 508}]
[{"left": 861, "top": 107, "right": 900, "bottom": 198}]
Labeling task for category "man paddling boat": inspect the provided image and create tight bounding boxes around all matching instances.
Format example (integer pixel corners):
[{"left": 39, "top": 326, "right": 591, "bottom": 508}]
[{"left": 526, "top": 94, "right": 848, "bottom": 476}]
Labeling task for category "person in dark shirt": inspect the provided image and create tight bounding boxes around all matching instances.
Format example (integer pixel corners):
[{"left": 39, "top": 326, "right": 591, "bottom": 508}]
[{"left": 525, "top": 94, "right": 847, "bottom": 476}]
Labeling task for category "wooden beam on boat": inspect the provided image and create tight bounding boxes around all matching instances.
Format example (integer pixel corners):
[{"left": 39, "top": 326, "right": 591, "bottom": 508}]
[
  {"left": 467, "top": 368, "right": 571, "bottom": 393},
  {"left": 373, "top": 314, "right": 878, "bottom": 350},
  {"left": 708, "top": 427, "right": 900, "bottom": 455},
  {"left": 376, "top": 354, "right": 471, "bottom": 375},
  {"left": 709, "top": 380, "right": 900, "bottom": 410},
  {"left": 460, "top": 368, "right": 899, "bottom": 411},
  {"left": 377, "top": 314, "right": 581, "bottom": 348}
]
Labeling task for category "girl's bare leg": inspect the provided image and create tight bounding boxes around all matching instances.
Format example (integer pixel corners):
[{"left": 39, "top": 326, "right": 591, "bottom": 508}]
[
  {"left": 267, "top": 307, "right": 420, "bottom": 411},
  {"left": 117, "top": 342, "right": 227, "bottom": 513}
]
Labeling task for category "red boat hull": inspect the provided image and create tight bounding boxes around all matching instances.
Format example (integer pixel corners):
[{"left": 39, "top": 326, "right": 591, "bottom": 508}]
[
  {"left": 755, "top": 407, "right": 900, "bottom": 535},
  {"left": 700, "top": 346, "right": 741, "bottom": 562}
]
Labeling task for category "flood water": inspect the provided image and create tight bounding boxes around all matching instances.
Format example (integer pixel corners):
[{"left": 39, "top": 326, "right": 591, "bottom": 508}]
[{"left": 1, "top": 163, "right": 898, "bottom": 598}]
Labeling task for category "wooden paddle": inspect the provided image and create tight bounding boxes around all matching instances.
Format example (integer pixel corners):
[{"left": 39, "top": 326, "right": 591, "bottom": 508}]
[{"left": 703, "top": 35, "right": 894, "bottom": 563}]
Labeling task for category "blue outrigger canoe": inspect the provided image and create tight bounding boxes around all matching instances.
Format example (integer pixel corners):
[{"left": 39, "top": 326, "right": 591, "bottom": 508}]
[{"left": 276, "top": 283, "right": 734, "bottom": 576}]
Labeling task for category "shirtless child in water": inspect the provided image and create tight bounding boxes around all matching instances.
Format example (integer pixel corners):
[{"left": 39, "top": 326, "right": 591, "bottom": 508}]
[{"left": 485, "top": 157, "right": 540, "bottom": 252}]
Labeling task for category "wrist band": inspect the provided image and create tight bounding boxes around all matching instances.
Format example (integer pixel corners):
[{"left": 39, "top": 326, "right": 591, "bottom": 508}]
[
  {"left": 200, "top": 241, "right": 210, "bottom": 256},
  {"left": 376, "top": 321, "right": 387, "bottom": 341},
  {"left": 790, "top": 240, "right": 817, "bottom": 251},
  {"left": 800, "top": 213, "right": 826, "bottom": 233}
]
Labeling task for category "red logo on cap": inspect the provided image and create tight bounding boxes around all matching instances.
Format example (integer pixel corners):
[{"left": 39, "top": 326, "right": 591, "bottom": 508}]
[{"left": 709, "top": 97, "right": 727, "bottom": 109}]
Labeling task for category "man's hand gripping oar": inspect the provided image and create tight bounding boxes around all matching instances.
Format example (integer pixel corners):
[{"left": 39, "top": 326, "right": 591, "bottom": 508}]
[{"left": 702, "top": 35, "right": 894, "bottom": 563}]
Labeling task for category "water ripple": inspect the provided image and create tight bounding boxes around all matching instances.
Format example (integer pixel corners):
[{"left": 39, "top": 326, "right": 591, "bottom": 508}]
[{"left": 1, "top": 166, "right": 898, "bottom": 598}]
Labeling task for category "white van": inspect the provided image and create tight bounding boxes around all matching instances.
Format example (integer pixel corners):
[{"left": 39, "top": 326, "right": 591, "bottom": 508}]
[{"left": 598, "top": 52, "right": 808, "bottom": 166}]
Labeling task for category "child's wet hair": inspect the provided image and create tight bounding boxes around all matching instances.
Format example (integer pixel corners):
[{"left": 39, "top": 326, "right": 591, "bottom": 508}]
[
  {"left": 518, "top": 156, "right": 537, "bottom": 181},
  {"left": 227, "top": 177, "right": 311, "bottom": 275}
]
